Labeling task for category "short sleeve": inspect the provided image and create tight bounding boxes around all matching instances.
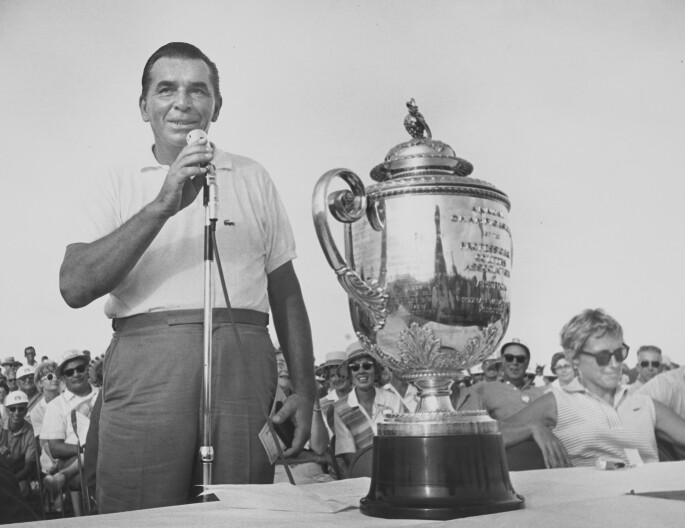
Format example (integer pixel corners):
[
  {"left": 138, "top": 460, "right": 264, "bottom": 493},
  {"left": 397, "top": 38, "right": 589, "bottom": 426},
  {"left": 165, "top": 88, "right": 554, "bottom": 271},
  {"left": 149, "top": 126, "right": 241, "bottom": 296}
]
[
  {"left": 260, "top": 171, "right": 296, "bottom": 275},
  {"left": 66, "top": 152, "right": 123, "bottom": 245},
  {"left": 636, "top": 376, "right": 674, "bottom": 408}
]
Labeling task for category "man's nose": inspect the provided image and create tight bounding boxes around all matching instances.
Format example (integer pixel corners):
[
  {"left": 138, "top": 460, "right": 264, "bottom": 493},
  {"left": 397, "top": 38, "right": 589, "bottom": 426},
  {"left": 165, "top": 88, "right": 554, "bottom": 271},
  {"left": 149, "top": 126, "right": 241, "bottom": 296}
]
[{"left": 173, "top": 89, "right": 191, "bottom": 109}]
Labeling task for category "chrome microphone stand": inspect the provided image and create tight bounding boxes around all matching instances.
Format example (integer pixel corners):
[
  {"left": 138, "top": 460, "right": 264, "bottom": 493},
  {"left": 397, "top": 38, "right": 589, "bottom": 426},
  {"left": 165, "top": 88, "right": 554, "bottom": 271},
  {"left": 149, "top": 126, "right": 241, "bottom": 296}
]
[
  {"left": 200, "top": 163, "right": 218, "bottom": 498},
  {"left": 189, "top": 129, "right": 295, "bottom": 492}
]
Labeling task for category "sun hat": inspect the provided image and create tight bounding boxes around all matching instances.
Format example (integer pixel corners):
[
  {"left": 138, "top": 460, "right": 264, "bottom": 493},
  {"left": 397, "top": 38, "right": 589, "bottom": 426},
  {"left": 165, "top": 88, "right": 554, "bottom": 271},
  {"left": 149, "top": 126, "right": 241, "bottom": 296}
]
[
  {"left": 56, "top": 349, "right": 89, "bottom": 377},
  {"left": 500, "top": 338, "right": 531, "bottom": 359}
]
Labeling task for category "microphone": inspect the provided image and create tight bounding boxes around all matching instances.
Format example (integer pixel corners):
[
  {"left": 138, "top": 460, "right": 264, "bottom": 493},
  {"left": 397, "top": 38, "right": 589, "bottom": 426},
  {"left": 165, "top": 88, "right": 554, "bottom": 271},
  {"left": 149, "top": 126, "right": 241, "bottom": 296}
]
[
  {"left": 187, "top": 129, "right": 218, "bottom": 220},
  {"left": 186, "top": 129, "right": 209, "bottom": 163}
]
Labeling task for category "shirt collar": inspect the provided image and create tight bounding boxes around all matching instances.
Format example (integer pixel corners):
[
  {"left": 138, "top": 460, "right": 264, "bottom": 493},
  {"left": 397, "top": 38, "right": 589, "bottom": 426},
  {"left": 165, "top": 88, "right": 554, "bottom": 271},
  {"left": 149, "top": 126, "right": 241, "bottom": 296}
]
[
  {"left": 9, "top": 422, "right": 30, "bottom": 437},
  {"left": 347, "top": 387, "right": 361, "bottom": 408},
  {"left": 140, "top": 144, "right": 233, "bottom": 172},
  {"left": 62, "top": 387, "right": 93, "bottom": 402},
  {"left": 562, "top": 377, "right": 627, "bottom": 406}
]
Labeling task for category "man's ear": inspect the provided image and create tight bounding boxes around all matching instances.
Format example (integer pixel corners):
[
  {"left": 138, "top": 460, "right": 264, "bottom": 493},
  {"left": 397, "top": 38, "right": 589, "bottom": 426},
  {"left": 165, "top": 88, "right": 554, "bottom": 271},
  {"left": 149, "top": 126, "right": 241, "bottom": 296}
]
[
  {"left": 211, "top": 96, "right": 223, "bottom": 122},
  {"left": 140, "top": 96, "right": 151, "bottom": 123}
]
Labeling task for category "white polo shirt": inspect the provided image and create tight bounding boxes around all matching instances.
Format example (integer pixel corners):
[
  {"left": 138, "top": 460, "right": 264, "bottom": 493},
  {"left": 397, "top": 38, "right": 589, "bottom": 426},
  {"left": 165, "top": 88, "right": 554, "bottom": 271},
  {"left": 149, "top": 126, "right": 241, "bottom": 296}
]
[
  {"left": 70, "top": 145, "right": 296, "bottom": 318},
  {"left": 552, "top": 379, "right": 658, "bottom": 467}
]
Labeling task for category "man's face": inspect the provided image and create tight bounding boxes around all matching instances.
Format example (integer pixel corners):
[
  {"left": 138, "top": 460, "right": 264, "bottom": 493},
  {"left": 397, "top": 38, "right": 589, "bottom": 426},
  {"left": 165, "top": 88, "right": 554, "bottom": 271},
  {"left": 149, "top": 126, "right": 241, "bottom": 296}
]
[
  {"left": 637, "top": 350, "right": 661, "bottom": 384},
  {"left": 24, "top": 348, "right": 35, "bottom": 362},
  {"left": 139, "top": 57, "right": 221, "bottom": 163},
  {"left": 501, "top": 345, "right": 529, "bottom": 382},
  {"left": 7, "top": 404, "right": 28, "bottom": 431},
  {"left": 62, "top": 359, "right": 90, "bottom": 395},
  {"left": 18, "top": 373, "right": 36, "bottom": 396},
  {"left": 7, "top": 371, "right": 17, "bottom": 391}
]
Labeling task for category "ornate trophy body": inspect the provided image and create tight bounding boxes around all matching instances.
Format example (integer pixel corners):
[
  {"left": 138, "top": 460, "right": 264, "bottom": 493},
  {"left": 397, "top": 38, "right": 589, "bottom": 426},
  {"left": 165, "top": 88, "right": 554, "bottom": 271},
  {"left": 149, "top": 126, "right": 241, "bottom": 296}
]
[{"left": 312, "top": 100, "right": 523, "bottom": 520}]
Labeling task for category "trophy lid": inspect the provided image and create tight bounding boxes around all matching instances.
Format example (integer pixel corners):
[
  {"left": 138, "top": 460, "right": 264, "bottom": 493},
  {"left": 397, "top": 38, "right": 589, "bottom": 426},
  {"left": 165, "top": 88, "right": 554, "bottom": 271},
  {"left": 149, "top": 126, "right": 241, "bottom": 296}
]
[{"left": 370, "top": 99, "right": 475, "bottom": 182}]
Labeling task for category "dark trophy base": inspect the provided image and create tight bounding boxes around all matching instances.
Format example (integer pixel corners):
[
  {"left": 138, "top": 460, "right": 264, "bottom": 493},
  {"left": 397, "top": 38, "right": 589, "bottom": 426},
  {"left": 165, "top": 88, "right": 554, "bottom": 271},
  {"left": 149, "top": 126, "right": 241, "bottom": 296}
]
[{"left": 360, "top": 433, "right": 524, "bottom": 520}]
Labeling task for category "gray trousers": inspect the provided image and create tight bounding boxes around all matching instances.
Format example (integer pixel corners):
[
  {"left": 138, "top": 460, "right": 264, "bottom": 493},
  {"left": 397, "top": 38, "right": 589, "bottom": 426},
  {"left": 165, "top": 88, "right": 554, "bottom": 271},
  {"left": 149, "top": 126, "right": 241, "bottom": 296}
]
[{"left": 96, "top": 309, "right": 277, "bottom": 513}]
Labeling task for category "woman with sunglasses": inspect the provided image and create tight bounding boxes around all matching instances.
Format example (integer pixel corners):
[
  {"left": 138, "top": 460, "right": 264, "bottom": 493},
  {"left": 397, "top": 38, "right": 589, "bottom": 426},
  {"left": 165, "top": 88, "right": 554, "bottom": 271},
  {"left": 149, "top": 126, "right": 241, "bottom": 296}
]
[
  {"left": 333, "top": 344, "right": 402, "bottom": 474},
  {"left": 28, "top": 361, "right": 61, "bottom": 476},
  {"left": 501, "top": 308, "right": 685, "bottom": 468}
]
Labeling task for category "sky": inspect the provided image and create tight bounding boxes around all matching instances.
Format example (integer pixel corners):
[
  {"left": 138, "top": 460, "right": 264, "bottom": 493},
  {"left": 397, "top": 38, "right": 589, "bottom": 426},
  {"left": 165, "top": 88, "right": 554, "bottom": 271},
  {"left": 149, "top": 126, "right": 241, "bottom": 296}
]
[{"left": 1, "top": 0, "right": 685, "bottom": 372}]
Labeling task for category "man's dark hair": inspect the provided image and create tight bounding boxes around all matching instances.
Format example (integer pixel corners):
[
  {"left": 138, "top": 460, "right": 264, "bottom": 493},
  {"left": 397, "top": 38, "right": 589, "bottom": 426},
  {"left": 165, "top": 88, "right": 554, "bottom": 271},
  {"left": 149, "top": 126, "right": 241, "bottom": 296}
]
[{"left": 140, "top": 42, "right": 222, "bottom": 103}]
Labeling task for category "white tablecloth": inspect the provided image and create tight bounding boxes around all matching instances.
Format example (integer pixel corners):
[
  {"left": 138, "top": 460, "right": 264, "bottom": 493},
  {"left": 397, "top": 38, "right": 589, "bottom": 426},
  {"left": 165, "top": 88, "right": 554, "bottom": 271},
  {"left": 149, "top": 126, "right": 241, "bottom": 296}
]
[{"left": 12, "top": 461, "right": 685, "bottom": 527}]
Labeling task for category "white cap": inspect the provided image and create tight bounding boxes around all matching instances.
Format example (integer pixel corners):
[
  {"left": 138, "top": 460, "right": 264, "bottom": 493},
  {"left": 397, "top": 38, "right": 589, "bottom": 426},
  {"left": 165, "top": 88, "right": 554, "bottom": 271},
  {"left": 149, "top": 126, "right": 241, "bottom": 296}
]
[
  {"left": 501, "top": 338, "right": 531, "bottom": 358},
  {"left": 5, "top": 390, "right": 29, "bottom": 407},
  {"left": 57, "top": 349, "right": 89, "bottom": 376},
  {"left": 16, "top": 365, "right": 36, "bottom": 379}
]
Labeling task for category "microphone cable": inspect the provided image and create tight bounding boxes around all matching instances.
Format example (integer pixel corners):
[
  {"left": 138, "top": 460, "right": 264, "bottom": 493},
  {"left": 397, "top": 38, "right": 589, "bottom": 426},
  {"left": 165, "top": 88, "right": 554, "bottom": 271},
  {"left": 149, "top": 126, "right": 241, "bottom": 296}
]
[{"left": 211, "top": 229, "right": 296, "bottom": 485}]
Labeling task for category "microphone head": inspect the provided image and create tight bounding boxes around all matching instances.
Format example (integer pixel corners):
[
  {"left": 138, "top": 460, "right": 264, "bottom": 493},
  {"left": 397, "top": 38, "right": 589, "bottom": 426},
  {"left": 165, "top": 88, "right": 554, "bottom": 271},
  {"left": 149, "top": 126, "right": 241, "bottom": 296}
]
[{"left": 186, "top": 129, "right": 208, "bottom": 146}]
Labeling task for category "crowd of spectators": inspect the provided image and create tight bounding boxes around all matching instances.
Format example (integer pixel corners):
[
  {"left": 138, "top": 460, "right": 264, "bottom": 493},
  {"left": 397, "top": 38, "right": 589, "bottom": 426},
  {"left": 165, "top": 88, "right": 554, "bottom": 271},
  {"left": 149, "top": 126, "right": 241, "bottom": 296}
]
[
  {"left": 0, "top": 347, "right": 101, "bottom": 522},
  {"left": 2, "top": 309, "right": 684, "bottom": 520}
]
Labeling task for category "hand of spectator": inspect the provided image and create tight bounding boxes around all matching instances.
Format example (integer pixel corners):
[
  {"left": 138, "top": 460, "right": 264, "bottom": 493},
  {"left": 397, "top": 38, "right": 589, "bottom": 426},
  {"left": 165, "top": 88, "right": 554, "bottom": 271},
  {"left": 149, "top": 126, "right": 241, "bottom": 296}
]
[
  {"left": 152, "top": 141, "right": 213, "bottom": 219},
  {"left": 530, "top": 423, "right": 570, "bottom": 468},
  {"left": 272, "top": 392, "right": 314, "bottom": 458}
]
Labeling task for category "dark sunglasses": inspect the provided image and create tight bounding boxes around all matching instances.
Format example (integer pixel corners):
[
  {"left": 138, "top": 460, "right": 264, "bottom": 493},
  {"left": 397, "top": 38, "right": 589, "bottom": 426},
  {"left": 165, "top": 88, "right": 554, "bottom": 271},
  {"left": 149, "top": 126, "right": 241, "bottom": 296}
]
[
  {"left": 503, "top": 354, "right": 527, "bottom": 364},
  {"left": 578, "top": 344, "right": 629, "bottom": 367},
  {"left": 41, "top": 372, "right": 56, "bottom": 382},
  {"left": 350, "top": 361, "right": 375, "bottom": 372},
  {"left": 640, "top": 361, "right": 660, "bottom": 369},
  {"left": 7, "top": 406, "right": 28, "bottom": 414},
  {"left": 63, "top": 364, "right": 87, "bottom": 377}
]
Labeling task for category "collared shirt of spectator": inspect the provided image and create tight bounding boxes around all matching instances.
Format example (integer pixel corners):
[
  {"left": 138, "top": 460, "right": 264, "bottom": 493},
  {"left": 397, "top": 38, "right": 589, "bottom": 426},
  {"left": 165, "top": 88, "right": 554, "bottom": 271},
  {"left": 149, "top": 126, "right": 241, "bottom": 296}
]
[
  {"left": 41, "top": 351, "right": 98, "bottom": 458},
  {"left": 333, "top": 345, "right": 402, "bottom": 466}
]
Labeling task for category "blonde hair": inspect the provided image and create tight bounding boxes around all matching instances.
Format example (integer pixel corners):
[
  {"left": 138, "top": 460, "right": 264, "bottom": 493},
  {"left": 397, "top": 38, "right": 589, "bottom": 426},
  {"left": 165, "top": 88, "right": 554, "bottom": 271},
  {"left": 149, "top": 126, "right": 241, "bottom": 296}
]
[{"left": 560, "top": 309, "right": 623, "bottom": 359}]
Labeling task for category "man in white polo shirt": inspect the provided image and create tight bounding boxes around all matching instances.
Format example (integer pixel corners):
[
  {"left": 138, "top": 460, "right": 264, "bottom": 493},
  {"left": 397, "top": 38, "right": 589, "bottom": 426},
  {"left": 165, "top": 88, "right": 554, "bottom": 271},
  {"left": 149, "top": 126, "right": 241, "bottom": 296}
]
[
  {"left": 41, "top": 351, "right": 97, "bottom": 471},
  {"left": 41, "top": 350, "right": 97, "bottom": 515},
  {"left": 58, "top": 42, "right": 314, "bottom": 513}
]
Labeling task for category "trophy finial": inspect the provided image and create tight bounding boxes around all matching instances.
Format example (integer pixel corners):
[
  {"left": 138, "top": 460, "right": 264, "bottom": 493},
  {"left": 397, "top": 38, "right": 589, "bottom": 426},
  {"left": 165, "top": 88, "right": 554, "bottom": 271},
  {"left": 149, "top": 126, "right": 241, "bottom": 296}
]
[{"left": 404, "top": 98, "right": 432, "bottom": 139}]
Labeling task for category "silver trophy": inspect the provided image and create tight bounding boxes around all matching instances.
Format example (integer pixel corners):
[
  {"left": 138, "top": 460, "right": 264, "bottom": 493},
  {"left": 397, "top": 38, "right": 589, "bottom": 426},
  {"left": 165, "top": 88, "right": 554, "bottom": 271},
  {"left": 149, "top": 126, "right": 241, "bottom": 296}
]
[{"left": 312, "top": 100, "right": 523, "bottom": 520}]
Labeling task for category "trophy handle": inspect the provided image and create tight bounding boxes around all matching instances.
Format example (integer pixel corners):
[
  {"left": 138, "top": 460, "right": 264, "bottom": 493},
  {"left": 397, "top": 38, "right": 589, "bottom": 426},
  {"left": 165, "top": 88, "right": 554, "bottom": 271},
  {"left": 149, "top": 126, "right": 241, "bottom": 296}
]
[{"left": 312, "top": 169, "right": 388, "bottom": 330}]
